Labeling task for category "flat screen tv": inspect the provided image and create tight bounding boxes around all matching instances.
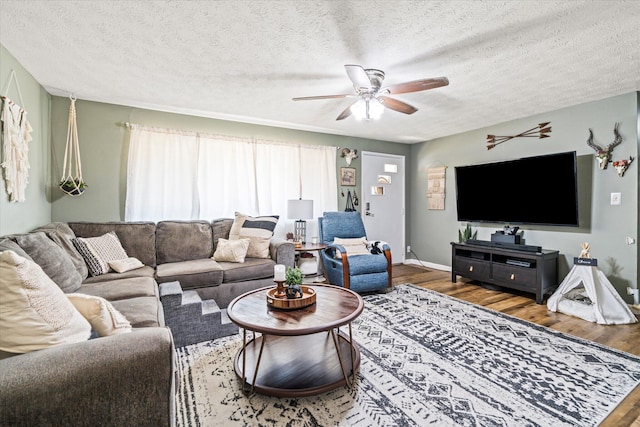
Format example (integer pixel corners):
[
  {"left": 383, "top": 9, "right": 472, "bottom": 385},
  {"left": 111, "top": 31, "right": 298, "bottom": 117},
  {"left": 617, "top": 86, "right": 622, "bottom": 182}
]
[{"left": 455, "top": 151, "right": 579, "bottom": 227}]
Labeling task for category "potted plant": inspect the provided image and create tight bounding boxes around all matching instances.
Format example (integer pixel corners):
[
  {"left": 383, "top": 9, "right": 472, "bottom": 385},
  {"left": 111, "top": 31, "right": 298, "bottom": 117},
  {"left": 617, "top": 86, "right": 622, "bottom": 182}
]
[
  {"left": 458, "top": 223, "right": 477, "bottom": 243},
  {"left": 59, "top": 179, "right": 88, "bottom": 196},
  {"left": 285, "top": 266, "right": 304, "bottom": 299}
]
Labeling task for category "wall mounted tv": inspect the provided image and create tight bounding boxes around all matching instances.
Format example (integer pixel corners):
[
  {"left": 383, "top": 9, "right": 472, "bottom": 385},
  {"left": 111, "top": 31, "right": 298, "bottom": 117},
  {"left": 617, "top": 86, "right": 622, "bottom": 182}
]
[{"left": 455, "top": 151, "right": 579, "bottom": 227}]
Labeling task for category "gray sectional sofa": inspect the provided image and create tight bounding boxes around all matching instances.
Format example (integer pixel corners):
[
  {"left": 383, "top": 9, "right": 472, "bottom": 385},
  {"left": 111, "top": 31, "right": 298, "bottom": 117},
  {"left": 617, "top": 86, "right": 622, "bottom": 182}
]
[{"left": 0, "top": 219, "right": 294, "bottom": 426}]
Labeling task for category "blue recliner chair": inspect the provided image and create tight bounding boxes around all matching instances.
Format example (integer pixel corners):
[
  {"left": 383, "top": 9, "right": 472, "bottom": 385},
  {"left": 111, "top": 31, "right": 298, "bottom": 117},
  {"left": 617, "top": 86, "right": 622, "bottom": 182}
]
[{"left": 318, "top": 211, "right": 392, "bottom": 293}]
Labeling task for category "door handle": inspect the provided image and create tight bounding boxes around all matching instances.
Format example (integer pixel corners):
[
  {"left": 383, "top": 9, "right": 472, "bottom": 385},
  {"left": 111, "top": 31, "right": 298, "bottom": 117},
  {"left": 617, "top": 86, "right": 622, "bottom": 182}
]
[{"left": 366, "top": 211, "right": 374, "bottom": 217}]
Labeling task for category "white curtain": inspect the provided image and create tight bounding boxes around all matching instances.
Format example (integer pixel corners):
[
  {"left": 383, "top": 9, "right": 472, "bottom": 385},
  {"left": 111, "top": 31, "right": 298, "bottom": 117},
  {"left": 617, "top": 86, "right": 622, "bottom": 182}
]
[
  {"left": 198, "top": 135, "right": 257, "bottom": 219},
  {"left": 125, "top": 125, "right": 338, "bottom": 229},
  {"left": 125, "top": 126, "right": 199, "bottom": 222}
]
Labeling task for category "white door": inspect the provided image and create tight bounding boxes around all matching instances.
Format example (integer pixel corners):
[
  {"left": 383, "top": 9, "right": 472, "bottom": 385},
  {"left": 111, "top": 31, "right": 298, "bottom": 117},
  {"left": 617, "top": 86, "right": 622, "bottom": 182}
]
[{"left": 361, "top": 152, "right": 405, "bottom": 264}]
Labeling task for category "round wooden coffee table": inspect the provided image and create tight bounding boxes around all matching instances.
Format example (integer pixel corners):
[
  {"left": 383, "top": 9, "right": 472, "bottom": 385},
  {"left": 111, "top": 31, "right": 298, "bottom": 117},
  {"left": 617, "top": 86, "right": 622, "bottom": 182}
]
[{"left": 227, "top": 284, "right": 364, "bottom": 397}]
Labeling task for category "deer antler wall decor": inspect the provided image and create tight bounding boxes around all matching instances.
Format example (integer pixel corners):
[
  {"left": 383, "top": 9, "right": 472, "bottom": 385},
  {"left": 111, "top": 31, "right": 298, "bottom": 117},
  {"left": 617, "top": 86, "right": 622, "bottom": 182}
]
[
  {"left": 486, "top": 122, "right": 551, "bottom": 150},
  {"left": 586, "top": 123, "right": 622, "bottom": 170}
]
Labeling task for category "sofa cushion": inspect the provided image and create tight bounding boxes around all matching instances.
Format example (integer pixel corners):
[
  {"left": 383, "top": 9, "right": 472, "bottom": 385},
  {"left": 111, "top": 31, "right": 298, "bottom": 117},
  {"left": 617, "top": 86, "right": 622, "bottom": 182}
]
[
  {"left": 229, "top": 212, "right": 278, "bottom": 259},
  {"left": 220, "top": 257, "right": 276, "bottom": 283},
  {"left": 110, "top": 296, "right": 164, "bottom": 328},
  {"left": 68, "top": 222, "right": 157, "bottom": 267},
  {"left": 76, "top": 276, "right": 159, "bottom": 301},
  {"left": 13, "top": 232, "right": 83, "bottom": 293},
  {"left": 156, "top": 220, "right": 213, "bottom": 264},
  {"left": 81, "top": 265, "right": 155, "bottom": 284},
  {"left": 213, "top": 238, "right": 250, "bottom": 263},
  {"left": 68, "top": 293, "right": 132, "bottom": 336},
  {"left": 0, "top": 250, "right": 91, "bottom": 353},
  {"left": 212, "top": 218, "right": 234, "bottom": 250},
  {"left": 33, "top": 222, "right": 89, "bottom": 280},
  {"left": 73, "top": 232, "right": 128, "bottom": 276},
  {"left": 156, "top": 259, "right": 223, "bottom": 289}
]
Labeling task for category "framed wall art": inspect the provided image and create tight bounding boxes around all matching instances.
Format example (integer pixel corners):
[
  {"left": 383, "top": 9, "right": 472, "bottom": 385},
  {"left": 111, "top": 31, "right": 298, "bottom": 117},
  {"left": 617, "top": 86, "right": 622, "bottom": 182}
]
[{"left": 340, "top": 167, "right": 356, "bottom": 186}]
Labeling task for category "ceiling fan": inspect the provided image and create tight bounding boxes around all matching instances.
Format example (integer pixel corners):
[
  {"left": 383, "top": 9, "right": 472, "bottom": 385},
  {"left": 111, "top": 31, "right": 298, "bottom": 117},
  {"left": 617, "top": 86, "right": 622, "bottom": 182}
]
[{"left": 292, "top": 64, "right": 449, "bottom": 121}]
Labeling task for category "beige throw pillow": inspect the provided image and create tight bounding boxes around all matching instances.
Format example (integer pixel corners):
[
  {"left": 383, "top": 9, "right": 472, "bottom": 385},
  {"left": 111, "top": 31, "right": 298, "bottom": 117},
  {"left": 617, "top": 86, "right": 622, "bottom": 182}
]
[
  {"left": 0, "top": 250, "right": 91, "bottom": 353},
  {"left": 67, "top": 294, "right": 132, "bottom": 336},
  {"left": 108, "top": 257, "right": 144, "bottom": 273},
  {"left": 229, "top": 212, "right": 278, "bottom": 258},
  {"left": 213, "top": 238, "right": 250, "bottom": 263},
  {"left": 333, "top": 236, "right": 370, "bottom": 258}
]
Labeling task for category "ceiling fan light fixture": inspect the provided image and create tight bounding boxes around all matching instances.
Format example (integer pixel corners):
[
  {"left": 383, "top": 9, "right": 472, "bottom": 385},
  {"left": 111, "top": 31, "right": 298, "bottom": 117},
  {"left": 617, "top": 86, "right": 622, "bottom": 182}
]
[{"left": 351, "top": 97, "right": 384, "bottom": 121}]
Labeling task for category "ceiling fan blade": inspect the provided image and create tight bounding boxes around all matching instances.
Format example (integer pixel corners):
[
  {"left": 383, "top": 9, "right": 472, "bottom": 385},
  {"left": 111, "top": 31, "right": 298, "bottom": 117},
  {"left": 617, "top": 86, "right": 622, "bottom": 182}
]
[
  {"left": 383, "top": 77, "right": 449, "bottom": 95},
  {"left": 344, "top": 64, "right": 371, "bottom": 91},
  {"left": 336, "top": 100, "right": 358, "bottom": 121},
  {"left": 292, "top": 94, "right": 352, "bottom": 101},
  {"left": 378, "top": 96, "right": 418, "bottom": 114}
]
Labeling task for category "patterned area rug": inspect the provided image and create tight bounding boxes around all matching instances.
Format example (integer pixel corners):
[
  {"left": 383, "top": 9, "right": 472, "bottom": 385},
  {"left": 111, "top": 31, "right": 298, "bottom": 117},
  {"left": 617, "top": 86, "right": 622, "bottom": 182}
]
[{"left": 176, "top": 284, "right": 640, "bottom": 426}]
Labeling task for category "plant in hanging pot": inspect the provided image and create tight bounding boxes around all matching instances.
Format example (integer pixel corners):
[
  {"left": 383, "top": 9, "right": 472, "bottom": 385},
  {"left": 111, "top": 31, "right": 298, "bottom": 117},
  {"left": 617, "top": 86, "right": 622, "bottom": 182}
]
[
  {"left": 285, "top": 266, "right": 304, "bottom": 299},
  {"left": 59, "top": 179, "right": 87, "bottom": 196}
]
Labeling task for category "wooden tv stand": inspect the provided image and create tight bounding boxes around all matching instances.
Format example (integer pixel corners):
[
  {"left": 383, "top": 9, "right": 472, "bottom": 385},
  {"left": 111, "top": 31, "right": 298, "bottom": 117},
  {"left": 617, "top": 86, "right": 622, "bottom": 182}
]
[{"left": 451, "top": 242, "right": 559, "bottom": 304}]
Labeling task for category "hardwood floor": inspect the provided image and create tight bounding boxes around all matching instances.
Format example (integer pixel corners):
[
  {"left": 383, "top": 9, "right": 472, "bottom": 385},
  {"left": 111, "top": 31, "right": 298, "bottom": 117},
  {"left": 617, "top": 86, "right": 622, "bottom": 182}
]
[{"left": 392, "top": 263, "right": 640, "bottom": 427}]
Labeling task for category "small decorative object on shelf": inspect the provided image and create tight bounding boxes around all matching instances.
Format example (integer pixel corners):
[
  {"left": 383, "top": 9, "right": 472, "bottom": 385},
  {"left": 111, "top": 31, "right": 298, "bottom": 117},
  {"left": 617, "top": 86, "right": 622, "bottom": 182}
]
[
  {"left": 285, "top": 266, "right": 303, "bottom": 290},
  {"left": 486, "top": 122, "right": 551, "bottom": 150},
  {"left": 266, "top": 266, "right": 316, "bottom": 309},
  {"left": 273, "top": 264, "right": 286, "bottom": 297},
  {"left": 458, "top": 223, "right": 477, "bottom": 243},
  {"left": 613, "top": 157, "right": 634, "bottom": 177},
  {"left": 586, "top": 123, "right": 622, "bottom": 170},
  {"left": 286, "top": 285, "right": 303, "bottom": 299}
]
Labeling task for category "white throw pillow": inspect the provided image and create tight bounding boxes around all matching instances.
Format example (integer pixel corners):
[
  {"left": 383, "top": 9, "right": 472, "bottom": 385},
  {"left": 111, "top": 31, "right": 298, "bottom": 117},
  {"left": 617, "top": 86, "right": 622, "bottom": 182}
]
[
  {"left": 229, "top": 212, "right": 278, "bottom": 258},
  {"left": 333, "top": 236, "right": 370, "bottom": 258},
  {"left": 67, "top": 293, "right": 132, "bottom": 336},
  {"left": 0, "top": 250, "right": 91, "bottom": 353},
  {"left": 108, "top": 257, "right": 144, "bottom": 273},
  {"left": 73, "top": 232, "right": 128, "bottom": 276},
  {"left": 213, "top": 238, "right": 250, "bottom": 263}
]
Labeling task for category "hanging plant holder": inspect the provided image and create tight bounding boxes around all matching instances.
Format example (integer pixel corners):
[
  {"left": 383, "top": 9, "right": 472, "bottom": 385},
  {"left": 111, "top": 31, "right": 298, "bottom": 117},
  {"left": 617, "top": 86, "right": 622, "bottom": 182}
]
[{"left": 59, "top": 96, "right": 87, "bottom": 196}]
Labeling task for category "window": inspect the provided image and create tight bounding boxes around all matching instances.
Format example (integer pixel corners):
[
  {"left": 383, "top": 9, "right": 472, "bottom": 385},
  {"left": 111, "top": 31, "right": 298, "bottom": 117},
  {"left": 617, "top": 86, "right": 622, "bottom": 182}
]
[{"left": 125, "top": 125, "right": 337, "bottom": 230}]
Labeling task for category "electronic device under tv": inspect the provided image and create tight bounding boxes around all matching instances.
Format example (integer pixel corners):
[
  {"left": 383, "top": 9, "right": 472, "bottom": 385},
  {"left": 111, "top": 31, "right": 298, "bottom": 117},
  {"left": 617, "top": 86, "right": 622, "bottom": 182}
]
[{"left": 455, "top": 151, "right": 579, "bottom": 227}]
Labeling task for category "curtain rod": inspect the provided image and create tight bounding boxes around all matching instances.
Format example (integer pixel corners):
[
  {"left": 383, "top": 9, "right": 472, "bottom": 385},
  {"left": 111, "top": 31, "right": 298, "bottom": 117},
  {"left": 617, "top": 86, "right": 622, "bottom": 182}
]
[{"left": 120, "top": 122, "right": 337, "bottom": 150}]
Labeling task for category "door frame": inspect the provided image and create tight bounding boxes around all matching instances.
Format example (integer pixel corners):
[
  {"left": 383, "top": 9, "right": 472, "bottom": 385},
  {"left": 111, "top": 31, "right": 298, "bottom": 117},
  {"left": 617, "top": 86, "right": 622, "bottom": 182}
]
[{"left": 360, "top": 151, "right": 406, "bottom": 264}]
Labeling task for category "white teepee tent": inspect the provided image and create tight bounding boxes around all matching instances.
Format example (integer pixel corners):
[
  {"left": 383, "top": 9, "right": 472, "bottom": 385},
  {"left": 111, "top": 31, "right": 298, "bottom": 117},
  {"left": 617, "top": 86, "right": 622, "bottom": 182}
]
[{"left": 548, "top": 265, "right": 637, "bottom": 325}]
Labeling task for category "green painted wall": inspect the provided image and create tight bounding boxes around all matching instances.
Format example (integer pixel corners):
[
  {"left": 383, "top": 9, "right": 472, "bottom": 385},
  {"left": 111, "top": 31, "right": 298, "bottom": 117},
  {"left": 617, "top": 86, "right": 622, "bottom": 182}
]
[
  {"left": 49, "top": 97, "right": 410, "bottom": 222},
  {"left": 410, "top": 92, "right": 639, "bottom": 300},
  {"left": 0, "top": 46, "right": 51, "bottom": 235}
]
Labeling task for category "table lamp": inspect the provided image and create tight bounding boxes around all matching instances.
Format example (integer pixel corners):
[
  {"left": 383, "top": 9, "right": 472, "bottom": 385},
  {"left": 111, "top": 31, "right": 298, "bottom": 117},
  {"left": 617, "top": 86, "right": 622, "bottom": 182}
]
[{"left": 287, "top": 199, "right": 313, "bottom": 244}]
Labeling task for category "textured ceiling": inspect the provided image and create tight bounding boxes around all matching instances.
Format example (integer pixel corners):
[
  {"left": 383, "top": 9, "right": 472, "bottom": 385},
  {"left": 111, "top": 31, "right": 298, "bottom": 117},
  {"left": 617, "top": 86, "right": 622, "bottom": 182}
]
[{"left": 1, "top": 0, "right": 639, "bottom": 143}]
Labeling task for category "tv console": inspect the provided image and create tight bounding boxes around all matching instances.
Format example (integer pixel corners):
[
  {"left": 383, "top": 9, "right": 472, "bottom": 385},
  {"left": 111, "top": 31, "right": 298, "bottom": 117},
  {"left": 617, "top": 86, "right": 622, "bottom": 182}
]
[
  {"left": 466, "top": 239, "right": 542, "bottom": 253},
  {"left": 451, "top": 242, "right": 559, "bottom": 304}
]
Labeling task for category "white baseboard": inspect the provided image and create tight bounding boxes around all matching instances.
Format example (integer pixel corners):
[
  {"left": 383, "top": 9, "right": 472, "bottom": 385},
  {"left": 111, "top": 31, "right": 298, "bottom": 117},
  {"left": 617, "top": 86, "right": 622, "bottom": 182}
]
[{"left": 404, "top": 258, "right": 451, "bottom": 272}]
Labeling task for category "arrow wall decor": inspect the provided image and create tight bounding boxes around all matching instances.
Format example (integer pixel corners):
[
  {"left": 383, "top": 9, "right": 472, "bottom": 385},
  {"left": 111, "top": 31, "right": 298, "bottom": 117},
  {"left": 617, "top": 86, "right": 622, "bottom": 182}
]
[{"left": 486, "top": 122, "right": 552, "bottom": 150}]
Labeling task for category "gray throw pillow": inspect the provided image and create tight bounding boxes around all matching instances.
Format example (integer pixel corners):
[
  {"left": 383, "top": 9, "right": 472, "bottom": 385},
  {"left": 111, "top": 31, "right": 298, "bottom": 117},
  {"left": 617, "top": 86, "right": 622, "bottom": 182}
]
[
  {"left": 33, "top": 223, "right": 89, "bottom": 280},
  {"left": 0, "top": 238, "right": 33, "bottom": 262},
  {"left": 13, "top": 232, "right": 83, "bottom": 293}
]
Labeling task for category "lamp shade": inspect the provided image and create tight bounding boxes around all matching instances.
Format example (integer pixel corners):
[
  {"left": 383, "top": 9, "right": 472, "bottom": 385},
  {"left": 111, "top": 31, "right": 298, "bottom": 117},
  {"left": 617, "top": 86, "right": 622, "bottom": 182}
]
[{"left": 287, "top": 199, "right": 313, "bottom": 220}]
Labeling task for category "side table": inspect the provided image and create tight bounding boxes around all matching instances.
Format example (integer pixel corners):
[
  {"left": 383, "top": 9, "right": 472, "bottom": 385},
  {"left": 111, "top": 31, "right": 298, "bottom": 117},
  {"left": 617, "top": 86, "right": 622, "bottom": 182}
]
[{"left": 294, "top": 242, "right": 328, "bottom": 280}]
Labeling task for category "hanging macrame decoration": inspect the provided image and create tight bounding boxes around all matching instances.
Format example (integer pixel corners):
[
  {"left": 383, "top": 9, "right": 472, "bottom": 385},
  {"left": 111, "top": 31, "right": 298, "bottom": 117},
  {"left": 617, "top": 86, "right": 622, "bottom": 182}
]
[
  {"left": 59, "top": 96, "right": 87, "bottom": 196},
  {"left": 1, "top": 69, "right": 33, "bottom": 202}
]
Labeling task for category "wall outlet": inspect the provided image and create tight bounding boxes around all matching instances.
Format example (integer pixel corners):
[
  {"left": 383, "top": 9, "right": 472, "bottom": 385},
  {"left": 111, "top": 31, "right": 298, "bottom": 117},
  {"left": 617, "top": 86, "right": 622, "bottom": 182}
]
[
  {"left": 406, "top": 245, "right": 411, "bottom": 253},
  {"left": 610, "top": 192, "right": 621, "bottom": 205}
]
